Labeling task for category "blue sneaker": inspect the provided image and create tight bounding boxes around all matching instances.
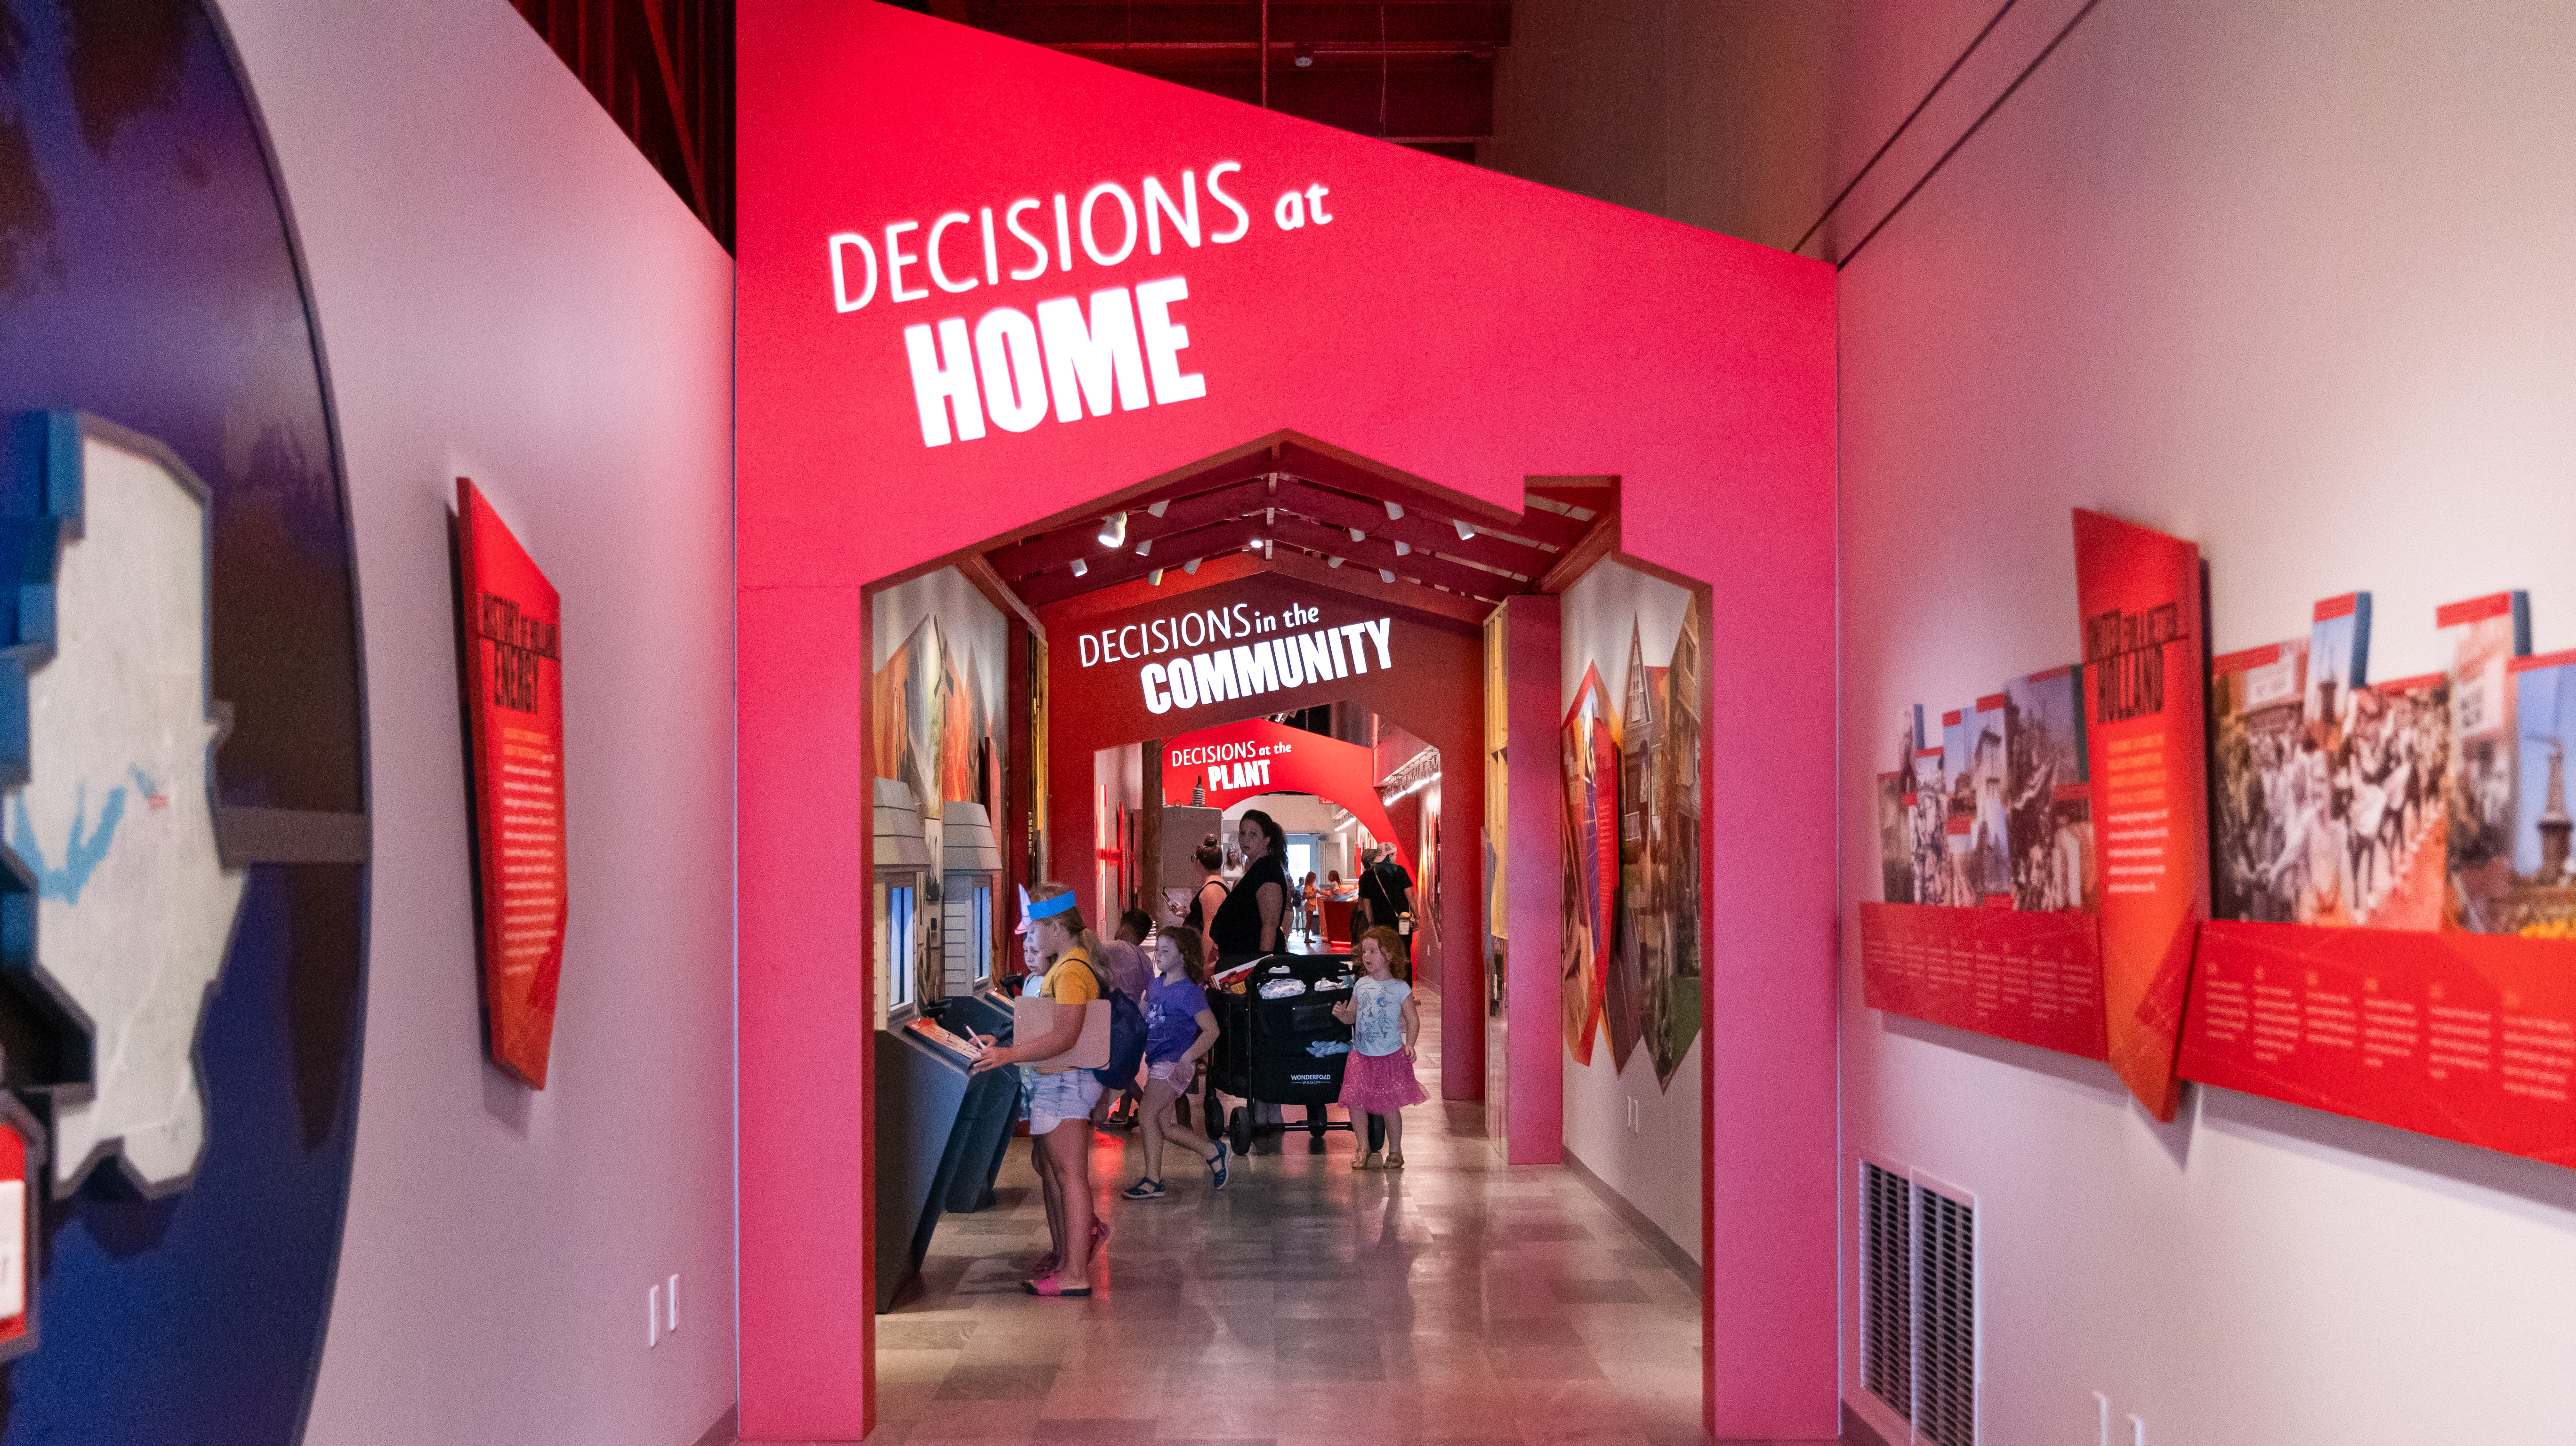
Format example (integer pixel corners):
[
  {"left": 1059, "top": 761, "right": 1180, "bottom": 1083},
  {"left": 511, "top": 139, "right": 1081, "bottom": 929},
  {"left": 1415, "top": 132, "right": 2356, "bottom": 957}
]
[{"left": 1206, "top": 1139, "right": 1230, "bottom": 1190}]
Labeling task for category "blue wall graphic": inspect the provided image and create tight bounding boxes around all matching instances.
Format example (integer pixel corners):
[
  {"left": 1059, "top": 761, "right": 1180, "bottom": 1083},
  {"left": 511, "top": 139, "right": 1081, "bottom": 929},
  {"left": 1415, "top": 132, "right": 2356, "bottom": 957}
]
[{"left": 0, "top": 2, "right": 370, "bottom": 1443}]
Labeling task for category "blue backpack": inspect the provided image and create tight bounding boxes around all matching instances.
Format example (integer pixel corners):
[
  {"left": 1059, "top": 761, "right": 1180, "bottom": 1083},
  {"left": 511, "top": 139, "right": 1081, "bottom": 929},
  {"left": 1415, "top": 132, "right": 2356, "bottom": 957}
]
[{"left": 1078, "top": 952, "right": 1150, "bottom": 1090}]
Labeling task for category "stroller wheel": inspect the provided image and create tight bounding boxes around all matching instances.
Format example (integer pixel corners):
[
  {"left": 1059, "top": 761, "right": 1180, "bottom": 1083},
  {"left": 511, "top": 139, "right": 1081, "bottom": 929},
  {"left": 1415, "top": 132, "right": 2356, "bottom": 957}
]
[{"left": 1228, "top": 1107, "right": 1252, "bottom": 1156}]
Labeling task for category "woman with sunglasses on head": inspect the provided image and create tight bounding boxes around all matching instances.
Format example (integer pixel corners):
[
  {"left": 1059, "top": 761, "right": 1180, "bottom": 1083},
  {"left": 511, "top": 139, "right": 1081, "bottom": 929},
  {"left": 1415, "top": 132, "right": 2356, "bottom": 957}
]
[
  {"left": 968, "top": 882, "right": 1109, "bottom": 1297},
  {"left": 1209, "top": 809, "right": 1289, "bottom": 961}
]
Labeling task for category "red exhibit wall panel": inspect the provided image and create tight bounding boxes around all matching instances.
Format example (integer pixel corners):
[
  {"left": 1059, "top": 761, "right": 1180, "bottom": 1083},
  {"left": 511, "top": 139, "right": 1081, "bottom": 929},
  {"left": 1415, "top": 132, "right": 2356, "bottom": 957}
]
[
  {"left": 455, "top": 480, "right": 569, "bottom": 1088},
  {"left": 1860, "top": 903, "right": 2109, "bottom": 1061},
  {"left": 2180, "top": 922, "right": 2576, "bottom": 1167},
  {"left": 733, "top": 4, "right": 1836, "bottom": 1439},
  {"left": 2073, "top": 509, "right": 2211, "bottom": 1121}
]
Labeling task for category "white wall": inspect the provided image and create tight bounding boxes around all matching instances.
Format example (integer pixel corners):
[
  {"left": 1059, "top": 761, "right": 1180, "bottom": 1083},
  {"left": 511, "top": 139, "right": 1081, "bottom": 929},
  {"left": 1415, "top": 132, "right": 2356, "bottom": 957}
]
[
  {"left": 213, "top": 4, "right": 736, "bottom": 1444},
  {"left": 1558, "top": 559, "right": 1701, "bottom": 1262},
  {"left": 1836, "top": 2, "right": 2576, "bottom": 1442}
]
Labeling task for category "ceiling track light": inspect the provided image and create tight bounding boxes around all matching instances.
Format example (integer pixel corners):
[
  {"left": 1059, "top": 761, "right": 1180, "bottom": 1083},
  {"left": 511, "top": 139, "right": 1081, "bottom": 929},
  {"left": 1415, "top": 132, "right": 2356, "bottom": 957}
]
[
  {"left": 1393, "top": 540, "right": 1411, "bottom": 557},
  {"left": 1293, "top": 41, "right": 1314, "bottom": 67},
  {"left": 1146, "top": 499, "right": 1170, "bottom": 518},
  {"left": 1349, "top": 527, "right": 1366, "bottom": 543},
  {"left": 1183, "top": 558, "right": 1201, "bottom": 574},
  {"left": 1378, "top": 568, "right": 1397, "bottom": 584},
  {"left": 1383, "top": 500, "right": 1405, "bottom": 521},
  {"left": 1263, "top": 538, "right": 1276, "bottom": 561},
  {"left": 1135, "top": 538, "right": 1153, "bottom": 557},
  {"left": 1070, "top": 558, "right": 1088, "bottom": 577},
  {"left": 1148, "top": 568, "right": 1164, "bottom": 585},
  {"left": 1096, "top": 512, "right": 1128, "bottom": 549},
  {"left": 1454, "top": 519, "right": 1476, "bottom": 541},
  {"left": 1328, "top": 556, "right": 1345, "bottom": 569}
]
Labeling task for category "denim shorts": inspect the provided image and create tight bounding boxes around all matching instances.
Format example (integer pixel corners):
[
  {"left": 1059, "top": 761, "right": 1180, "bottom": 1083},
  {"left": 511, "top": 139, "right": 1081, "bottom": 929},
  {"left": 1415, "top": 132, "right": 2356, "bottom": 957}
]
[{"left": 1027, "top": 1069, "right": 1103, "bottom": 1134}]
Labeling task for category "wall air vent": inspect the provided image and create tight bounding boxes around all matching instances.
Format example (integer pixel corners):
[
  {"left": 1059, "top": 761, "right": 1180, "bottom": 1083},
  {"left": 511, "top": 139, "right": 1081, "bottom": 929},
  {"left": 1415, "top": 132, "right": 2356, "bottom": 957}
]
[{"left": 1858, "top": 1160, "right": 1979, "bottom": 1446}]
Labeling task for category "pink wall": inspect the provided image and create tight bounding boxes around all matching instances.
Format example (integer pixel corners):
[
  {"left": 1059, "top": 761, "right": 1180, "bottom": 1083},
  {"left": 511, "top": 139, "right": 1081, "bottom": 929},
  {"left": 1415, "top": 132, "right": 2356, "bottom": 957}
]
[
  {"left": 1500, "top": 596, "right": 1564, "bottom": 1165},
  {"left": 216, "top": 2, "right": 740, "bottom": 1444},
  {"left": 1835, "top": 2, "right": 2576, "bottom": 1440},
  {"left": 734, "top": 6, "right": 1837, "bottom": 1438}
]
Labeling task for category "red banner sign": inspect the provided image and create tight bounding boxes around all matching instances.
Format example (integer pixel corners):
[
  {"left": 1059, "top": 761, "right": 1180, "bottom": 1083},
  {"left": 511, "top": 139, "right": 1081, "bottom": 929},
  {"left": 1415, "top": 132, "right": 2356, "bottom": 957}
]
[
  {"left": 2074, "top": 509, "right": 2210, "bottom": 1121},
  {"left": 457, "top": 480, "right": 568, "bottom": 1088},
  {"left": 1161, "top": 715, "right": 1409, "bottom": 872},
  {"left": 1859, "top": 903, "right": 2109, "bottom": 1061},
  {"left": 2180, "top": 921, "right": 2576, "bottom": 1167}
]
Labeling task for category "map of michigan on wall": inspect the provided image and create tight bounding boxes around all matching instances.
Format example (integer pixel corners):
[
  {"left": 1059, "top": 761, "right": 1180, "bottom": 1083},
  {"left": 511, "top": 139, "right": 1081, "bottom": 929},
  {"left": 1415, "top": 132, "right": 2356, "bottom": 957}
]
[{"left": 7, "top": 416, "right": 246, "bottom": 1196}]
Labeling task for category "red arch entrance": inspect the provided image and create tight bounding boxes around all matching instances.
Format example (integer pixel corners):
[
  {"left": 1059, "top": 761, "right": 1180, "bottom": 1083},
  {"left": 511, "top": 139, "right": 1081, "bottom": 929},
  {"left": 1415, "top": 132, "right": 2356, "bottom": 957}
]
[{"left": 736, "top": 6, "right": 1838, "bottom": 1439}]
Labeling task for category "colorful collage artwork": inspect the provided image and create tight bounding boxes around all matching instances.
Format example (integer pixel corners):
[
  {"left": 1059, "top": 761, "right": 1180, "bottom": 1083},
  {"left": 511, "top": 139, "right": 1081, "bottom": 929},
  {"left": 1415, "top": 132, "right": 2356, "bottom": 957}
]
[
  {"left": 1559, "top": 568, "right": 1705, "bottom": 1091},
  {"left": 1561, "top": 665, "right": 1617, "bottom": 1065},
  {"left": 1881, "top": 674, "right": 2093, "bottom": 916},
  {"left": 1868, "top": 511, "right": 2576, "bottom": 1158}
]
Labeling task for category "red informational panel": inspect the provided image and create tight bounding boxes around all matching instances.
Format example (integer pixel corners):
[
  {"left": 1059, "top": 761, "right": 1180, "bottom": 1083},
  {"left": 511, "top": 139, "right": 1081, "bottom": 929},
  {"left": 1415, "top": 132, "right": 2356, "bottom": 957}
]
[
  {"left": 2181, "top": 921, "right": 2576, "bottom": 1167},
  {"left": 1160, "top": 716, "right": 1409, "bottom": 871},
  {"left": 1859, "top": 903, "right": 2109, "bottom": 1061},
  {"left": 456, "top": 480, "right": 568, "bottom": 1088},
  {"left": 2074, "top": 509, "right": 2210, "bottom": 1121}
]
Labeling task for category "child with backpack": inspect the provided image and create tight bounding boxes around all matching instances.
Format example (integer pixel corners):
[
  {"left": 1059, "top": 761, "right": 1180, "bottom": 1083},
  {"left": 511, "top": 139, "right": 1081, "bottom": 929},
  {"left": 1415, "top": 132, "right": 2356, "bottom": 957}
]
[
  {"left": 967, "top": 882, "right": 1143, "bottom": 1297},
  {"left": 1121, "top": 926, "right": 1228, "bottom": 1200}
]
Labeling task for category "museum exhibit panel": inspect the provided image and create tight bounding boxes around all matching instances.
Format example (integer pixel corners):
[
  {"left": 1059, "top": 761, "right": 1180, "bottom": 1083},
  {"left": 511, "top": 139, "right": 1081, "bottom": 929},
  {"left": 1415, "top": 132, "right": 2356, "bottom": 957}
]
[{"left": 18, "top": 1, "right": 2576, "bottom": 1444}]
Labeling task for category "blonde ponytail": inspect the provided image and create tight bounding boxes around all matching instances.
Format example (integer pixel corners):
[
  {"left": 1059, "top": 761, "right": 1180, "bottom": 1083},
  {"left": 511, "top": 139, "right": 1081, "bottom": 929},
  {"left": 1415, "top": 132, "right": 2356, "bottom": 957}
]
[{"left": 1029, "top": 881, "right": 1108, "bottom": 978}]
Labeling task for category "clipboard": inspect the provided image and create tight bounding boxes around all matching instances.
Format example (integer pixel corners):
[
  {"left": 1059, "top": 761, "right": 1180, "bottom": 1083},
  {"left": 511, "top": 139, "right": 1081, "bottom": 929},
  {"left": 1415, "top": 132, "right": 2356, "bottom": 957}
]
[{"left": 1012, "top": 996, "right": 1112, "bottom": 1070}]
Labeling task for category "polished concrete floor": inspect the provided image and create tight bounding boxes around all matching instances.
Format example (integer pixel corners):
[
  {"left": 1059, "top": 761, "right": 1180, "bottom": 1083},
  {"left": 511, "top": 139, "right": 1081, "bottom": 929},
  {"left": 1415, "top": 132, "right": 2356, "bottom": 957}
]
[{"left": 842, "top": 997, "right": 1751, "bottom": 1446}]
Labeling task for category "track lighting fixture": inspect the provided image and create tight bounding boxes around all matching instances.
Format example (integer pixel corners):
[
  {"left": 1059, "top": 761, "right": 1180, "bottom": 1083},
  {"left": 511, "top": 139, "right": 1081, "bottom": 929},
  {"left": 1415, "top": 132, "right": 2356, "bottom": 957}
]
[
  {"left": 1293, "top": 41, "right": 1314, "bottom": 67},
  {"left": 1378, "top": 568, "right": 1396, "bottom": 583},
  {"left": 1146, "top": 499, "right": 1169, "bottom": 518},
  {"left": 1183, "top": 558, "right": 1201, "bottom": 574},
  {"left": 1393, "top": 541, "right": 1410, "bottom": 557},
  {"left": 1349, "top": 527, "right": 1366, "bottom": 543},
  {"left": 1148, "top": 568, "right": 1164, "bottom": 585},
  {"left": 1070, "top": 558, "right": 1087, "bottom": 578},
  {"left": 1383, "top": 500, "right": 1405, "bottom": 521},
  {"left": 1454, "top": 519, "right": 1476, "bottom": 541},
  {"left": 1136, "top": 538, "right": 1153, "bottom": 557},
  {"left": 1096, "top": 513, "right": 1128, "bottom": 548}
]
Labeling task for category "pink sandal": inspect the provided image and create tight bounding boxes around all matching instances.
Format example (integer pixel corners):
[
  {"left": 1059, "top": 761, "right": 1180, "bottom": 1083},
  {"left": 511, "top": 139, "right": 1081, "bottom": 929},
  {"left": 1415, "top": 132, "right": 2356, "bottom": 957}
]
[
  {"left": 1022, "top": 1271, "right": 1092, "bottom": 1297},
  {"left": 1027, "top": 1221, "right": 1109, "bottom": 1279}
]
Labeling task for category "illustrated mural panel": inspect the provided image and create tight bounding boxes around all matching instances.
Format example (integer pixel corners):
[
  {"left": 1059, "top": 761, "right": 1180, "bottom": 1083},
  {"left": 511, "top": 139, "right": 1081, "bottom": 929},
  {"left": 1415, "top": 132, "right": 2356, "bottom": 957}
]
[{"left": 1561, "top": 561, "right": 1704, "bottom": 1091}]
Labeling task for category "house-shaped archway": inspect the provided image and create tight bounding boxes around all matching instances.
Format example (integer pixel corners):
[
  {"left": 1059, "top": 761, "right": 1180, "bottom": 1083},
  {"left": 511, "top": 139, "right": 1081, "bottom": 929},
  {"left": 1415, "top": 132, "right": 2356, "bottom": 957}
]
[{"left": 736, "top": 5, "right": 1836, "bottom": 1438}]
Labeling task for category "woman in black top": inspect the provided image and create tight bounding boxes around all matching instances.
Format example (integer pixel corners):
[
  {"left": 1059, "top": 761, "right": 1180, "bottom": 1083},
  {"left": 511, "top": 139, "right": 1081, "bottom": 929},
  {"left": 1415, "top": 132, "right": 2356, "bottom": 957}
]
[
  {"left": 1181, "top": 835, "right": 1229, "bottom": 933},
  {"left": 1210, "top": 809, "right": 1289, "bottom": 958}
]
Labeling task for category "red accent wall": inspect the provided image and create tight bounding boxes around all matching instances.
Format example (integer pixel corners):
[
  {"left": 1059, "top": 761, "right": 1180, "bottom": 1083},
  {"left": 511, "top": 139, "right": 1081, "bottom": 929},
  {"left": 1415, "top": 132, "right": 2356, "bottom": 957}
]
[{"left": 735, "top": 6, "right": 1837, "bottom": 1438}]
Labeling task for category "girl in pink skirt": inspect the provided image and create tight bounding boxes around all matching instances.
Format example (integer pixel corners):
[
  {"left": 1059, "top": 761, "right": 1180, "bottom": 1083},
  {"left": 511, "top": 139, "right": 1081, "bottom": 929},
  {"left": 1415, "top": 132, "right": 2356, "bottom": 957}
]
[{"left": 1333, "top": 926, "right": 1425, "bottom": 1169}]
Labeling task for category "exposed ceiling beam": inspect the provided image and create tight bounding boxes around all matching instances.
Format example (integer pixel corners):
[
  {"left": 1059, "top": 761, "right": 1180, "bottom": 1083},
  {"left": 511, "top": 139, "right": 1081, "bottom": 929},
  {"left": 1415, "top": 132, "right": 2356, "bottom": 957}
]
[
  {"left": 985, "top": 475, "right": 1270, "bottom": 580},
  {"left": 1256, "top": 546, "right": 1491, "bottom": 627},
  {"left": 1263, "top": 514, "right": 1513, "bottom": 601},
  {"left": 1015, "top": 518, "right": 1266, "bottom": 606},
  {"left": 1269, "top": 476, "right": 1545, "bottom": 579},
  {"left": 1535, "top": 510, "right": 1620, "bottom": 595},
  {"left": 952, "top": 548, "right": 1051, "bottom": 636}
]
